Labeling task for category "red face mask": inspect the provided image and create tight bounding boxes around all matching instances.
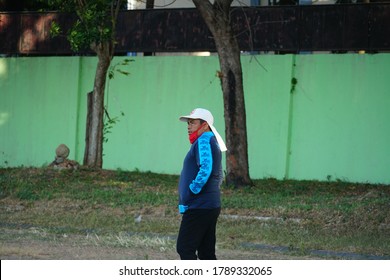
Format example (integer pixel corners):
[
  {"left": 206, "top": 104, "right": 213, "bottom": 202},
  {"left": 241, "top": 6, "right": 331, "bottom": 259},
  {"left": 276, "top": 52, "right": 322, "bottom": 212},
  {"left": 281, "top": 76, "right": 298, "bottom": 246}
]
[{"left": 189, "top": 124, "right": 205, "bottom": 144}]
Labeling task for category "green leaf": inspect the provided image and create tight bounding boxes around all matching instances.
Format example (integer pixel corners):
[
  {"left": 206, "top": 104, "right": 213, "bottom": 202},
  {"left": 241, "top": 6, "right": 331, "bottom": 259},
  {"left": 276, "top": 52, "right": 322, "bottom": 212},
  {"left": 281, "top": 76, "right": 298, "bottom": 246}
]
[
  {"left": 50, "top": 21, "right": 61, "bottom": 37},
  {"left": 116, "top": 69, "right": 130, "bottom": 76}
]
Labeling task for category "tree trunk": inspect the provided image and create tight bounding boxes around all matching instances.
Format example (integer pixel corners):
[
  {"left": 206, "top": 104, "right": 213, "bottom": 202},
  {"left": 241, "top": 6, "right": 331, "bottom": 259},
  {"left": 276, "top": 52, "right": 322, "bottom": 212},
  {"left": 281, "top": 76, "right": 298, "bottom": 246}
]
[
  {"left": 83, "top": 42, "right": 112, "bottom": 168},
  {"left": 218, "top": 41, "right": 252, "bottom": 187},
  {"left": 80, "top": 0, "right": 122, "bottom": 168},
  {"left": 193, "top": 0, "right": 252, "bottom": 187}
]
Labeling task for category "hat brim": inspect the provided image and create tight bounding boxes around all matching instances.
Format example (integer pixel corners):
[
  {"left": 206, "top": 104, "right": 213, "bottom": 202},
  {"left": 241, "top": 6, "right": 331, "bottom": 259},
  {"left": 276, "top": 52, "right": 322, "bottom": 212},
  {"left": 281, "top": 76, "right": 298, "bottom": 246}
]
[
  {"left": 179, "top": 116, "right": 192, "bottom": 122},
  {"left": 179, "top": 115, "right": 206, "bottom": 122}
]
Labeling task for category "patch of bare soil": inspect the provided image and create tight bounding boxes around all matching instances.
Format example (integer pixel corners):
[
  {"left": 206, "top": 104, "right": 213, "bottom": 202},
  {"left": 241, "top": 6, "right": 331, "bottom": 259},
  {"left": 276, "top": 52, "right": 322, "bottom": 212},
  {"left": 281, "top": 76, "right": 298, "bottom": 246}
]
[{"left": 0, "top": 228, "right": 316, "bottom": 260}]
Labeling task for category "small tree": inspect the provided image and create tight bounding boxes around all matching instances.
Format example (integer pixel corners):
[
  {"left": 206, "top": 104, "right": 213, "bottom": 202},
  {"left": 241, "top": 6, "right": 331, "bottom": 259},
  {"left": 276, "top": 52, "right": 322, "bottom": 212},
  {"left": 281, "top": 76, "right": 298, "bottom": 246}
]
[
  {"left": 50, "top": 0, "right": 125, "bottom": 168},
  {"left": 193, "top": 0, "right": 252, "bottom": 187}
]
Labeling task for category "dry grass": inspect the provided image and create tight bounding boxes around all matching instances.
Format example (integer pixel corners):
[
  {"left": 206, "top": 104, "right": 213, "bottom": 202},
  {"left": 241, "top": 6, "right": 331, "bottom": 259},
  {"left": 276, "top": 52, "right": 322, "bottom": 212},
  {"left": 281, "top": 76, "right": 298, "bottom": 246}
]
[{"left": 1, "top": 167, "right": 389, "bottom": 259}]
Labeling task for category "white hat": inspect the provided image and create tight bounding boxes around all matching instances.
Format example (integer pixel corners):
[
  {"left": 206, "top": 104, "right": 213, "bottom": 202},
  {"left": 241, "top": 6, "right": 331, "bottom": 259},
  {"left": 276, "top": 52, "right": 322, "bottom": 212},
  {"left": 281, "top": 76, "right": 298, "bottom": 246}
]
[{"left": 179, "top": 108, "right": 227, "bottom": 152}]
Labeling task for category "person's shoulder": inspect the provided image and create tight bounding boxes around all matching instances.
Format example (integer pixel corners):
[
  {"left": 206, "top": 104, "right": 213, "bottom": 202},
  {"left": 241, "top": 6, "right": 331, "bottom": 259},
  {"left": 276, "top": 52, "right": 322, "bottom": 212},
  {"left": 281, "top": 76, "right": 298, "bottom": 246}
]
[
  {"left": 197, "top": 132, "right": 213, "bottom": 148},
  {"left": 199, "top": 132, "right": 219, "bottom": 148},
  {"left": 199, "top": 131, "right": 213, "bottom": 140}
]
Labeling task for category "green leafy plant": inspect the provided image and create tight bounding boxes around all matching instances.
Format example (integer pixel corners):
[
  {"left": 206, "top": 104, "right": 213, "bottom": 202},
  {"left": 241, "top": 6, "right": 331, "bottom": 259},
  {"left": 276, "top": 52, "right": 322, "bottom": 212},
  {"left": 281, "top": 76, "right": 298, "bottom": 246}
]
[
  {"left": 50, "top": 21, "right": 61, "bottom": 37},
  {"left": 108, "top": 58, "right": 134, "bottom": 79},
  {"left": 103, "top": 109, "right": 124, "bottom": 144},
  {"left": 102, "top": 58, "right": 134, "bottom": 144}
]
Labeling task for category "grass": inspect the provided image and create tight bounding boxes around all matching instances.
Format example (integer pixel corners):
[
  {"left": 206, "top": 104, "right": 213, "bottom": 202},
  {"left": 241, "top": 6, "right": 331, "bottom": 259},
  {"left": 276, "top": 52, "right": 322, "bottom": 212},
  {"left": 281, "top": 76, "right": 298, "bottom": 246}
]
[{"left": 1, "top": 167, "right": 389, "bottom": 258}]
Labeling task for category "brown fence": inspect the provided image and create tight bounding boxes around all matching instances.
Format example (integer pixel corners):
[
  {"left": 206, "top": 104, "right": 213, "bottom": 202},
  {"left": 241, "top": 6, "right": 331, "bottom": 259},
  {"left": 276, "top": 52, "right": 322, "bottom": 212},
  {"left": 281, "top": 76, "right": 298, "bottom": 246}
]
[{"left": 1, "top": 3, "right": 389, "bottom": 55}]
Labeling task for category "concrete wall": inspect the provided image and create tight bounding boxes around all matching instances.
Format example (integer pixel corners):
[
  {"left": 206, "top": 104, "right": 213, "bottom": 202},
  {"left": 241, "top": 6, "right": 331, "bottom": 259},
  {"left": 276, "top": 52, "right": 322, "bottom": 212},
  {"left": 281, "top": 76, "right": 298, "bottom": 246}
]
[{"left": 1, "top": 54, "right": 389, "bottom": 184}]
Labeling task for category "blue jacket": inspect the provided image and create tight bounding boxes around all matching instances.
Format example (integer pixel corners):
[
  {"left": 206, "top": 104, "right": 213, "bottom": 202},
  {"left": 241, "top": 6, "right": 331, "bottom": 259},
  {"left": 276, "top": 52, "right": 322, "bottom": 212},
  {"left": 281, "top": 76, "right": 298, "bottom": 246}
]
[{"left": 178, "top": 132, "right": 222, "bottom": 214}]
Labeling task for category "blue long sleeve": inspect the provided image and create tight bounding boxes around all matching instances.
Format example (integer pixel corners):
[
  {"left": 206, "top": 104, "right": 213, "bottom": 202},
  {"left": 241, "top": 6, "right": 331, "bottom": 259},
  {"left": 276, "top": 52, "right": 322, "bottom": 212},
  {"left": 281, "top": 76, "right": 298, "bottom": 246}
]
[{"left": 189, "top": 134, "right": 213, "bottom": 194}]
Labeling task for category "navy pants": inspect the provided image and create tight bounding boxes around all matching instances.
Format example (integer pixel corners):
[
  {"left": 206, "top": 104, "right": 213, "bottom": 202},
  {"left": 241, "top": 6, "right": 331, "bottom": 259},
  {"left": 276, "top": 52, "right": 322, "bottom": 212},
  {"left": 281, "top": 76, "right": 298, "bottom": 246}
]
[{"left": 176, "top": 208, "right": 221, "bottom": 260}]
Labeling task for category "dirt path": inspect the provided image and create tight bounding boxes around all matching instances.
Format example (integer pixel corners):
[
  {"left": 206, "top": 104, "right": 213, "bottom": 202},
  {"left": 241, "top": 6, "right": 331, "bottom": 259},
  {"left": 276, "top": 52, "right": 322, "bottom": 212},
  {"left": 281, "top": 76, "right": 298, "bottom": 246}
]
[{"left": 0, "top": 227, "right": 316, "bottom": 260}]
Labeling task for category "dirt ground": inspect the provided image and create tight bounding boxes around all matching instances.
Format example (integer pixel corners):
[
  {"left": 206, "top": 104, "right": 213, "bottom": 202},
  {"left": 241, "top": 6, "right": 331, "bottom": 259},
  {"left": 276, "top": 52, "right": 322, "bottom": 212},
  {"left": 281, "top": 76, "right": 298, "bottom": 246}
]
[{"left": 0, "top": 227, "right": 318, "bottom": 260}]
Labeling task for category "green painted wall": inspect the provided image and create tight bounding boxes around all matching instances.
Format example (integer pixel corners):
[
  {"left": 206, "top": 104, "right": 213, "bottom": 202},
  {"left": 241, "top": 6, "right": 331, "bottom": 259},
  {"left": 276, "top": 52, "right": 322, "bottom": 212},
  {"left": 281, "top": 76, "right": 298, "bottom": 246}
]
[
  {"left": 1, "top": 54, "right": 389, "bottom": 184},
  {"left": 0, "top": 57, "right": 81, "bottom": 166},
  {"left": 290, "top": 55, "right": 390, "bottom": 183}
]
